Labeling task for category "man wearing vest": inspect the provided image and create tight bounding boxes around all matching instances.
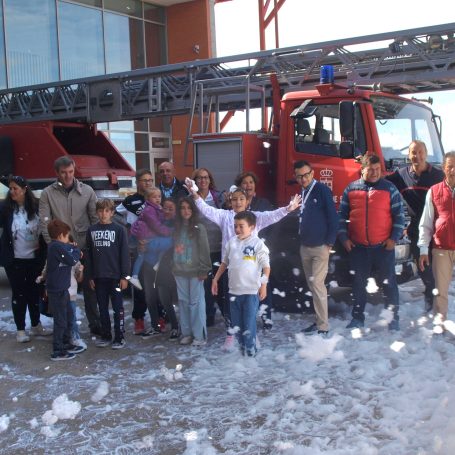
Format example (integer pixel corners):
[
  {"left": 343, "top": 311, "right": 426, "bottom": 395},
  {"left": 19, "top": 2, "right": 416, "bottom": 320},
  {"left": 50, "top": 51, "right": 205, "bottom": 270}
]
[
  {"left": 339, "top": 154, "right": 405, "bottom": 330},
  {"left": 418, "top": 151, "right": 455, "bottom": 324},
  {"left": 387, "top": 140, "right": 444, "bottom": 311}
]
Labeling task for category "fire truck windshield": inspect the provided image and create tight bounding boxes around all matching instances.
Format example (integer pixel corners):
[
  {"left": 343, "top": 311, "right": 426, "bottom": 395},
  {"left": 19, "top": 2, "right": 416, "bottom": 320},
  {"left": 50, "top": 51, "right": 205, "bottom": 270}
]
[{"left": 371, "top": 96, "right": 444, "bottom": 164}]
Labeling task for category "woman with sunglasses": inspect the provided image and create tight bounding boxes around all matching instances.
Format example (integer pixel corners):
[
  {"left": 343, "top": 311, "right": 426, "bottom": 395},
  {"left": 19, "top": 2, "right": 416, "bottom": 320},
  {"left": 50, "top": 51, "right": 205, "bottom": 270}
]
[{"left": 0, "top": 176, "right": 50, "bottom": 342}]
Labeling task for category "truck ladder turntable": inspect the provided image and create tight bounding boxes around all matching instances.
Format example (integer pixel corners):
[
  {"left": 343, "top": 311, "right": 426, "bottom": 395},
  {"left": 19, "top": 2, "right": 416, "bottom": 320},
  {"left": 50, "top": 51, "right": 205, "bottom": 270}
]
[{"left": 1, "top": 22, "right": 455, "bottom": 126}]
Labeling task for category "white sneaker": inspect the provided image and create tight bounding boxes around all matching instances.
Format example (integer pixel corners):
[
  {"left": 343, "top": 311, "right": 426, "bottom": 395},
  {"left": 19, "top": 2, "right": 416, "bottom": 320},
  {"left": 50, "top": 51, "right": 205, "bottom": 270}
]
[
  {"left": 191, "top": 338, "right": 207, "bottom": 347},
  {"left": 222, "top": 335, "right": 235, "bottom": 351},
  {"left": 128, "top": 276, "right": 143, "bottom": 290},
  {"left": 16, "top": 330, "right": 30, "bottom": 343},
  {"left": 31, "top": 323, "right": 53, "bottom": 336},
  {"left": 71, "top": 338, "right": 88, "bottom": 350},
  {"left": 179, "top": 336, "right": 193, "bottom": 345}
]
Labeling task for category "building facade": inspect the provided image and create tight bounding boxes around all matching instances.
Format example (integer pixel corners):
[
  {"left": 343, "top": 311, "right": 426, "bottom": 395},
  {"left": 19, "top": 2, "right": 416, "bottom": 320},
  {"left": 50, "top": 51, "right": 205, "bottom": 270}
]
[{"left": 0, "top": 0, "right": 215, "bottom": 183}]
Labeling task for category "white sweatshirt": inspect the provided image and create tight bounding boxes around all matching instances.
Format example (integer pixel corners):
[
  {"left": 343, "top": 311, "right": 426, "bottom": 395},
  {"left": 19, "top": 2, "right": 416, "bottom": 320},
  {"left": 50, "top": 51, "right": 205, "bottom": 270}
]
[
  {"left": 223, "top": 235, "right": 270, "bottom": 295},
  {"left": 195, "top": 197, "right": 288, "bottom": 252}
]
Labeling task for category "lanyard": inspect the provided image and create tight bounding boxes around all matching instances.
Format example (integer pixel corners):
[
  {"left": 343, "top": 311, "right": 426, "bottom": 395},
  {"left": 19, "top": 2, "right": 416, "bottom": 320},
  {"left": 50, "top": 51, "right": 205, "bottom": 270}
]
[{"left": 300, "top": 180, "right": 316, "bottom": 213}]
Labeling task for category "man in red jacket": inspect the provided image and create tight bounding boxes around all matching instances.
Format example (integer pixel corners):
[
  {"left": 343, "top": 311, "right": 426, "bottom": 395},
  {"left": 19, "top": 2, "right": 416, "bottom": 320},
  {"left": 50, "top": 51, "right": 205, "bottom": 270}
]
[{"left": 418, "top": 151, "right": 455, "bottom": 323}]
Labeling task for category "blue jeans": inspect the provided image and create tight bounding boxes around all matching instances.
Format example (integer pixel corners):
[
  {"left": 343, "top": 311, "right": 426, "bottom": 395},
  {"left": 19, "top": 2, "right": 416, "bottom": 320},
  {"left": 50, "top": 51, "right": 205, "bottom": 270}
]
[
  {"left": 132, "top": 236, "right": 173, "bottom": 276},
  {"left": 350, "top": 245, "right": 399, "bottom": 322},
  {"left": 48, "top": 290, "right": 73, "bottom": 354},
  {"left": 69, "top": 300, "right": 81, "bottom": 340},
  {"left": 230, "top": 294, "right": 259, "bottom": 355},
  {"left": 94, "top": 278, "right": 125, "bottom": 342},
  {"left": 175, "top": 276, "right": 206, "bottom": 341}
]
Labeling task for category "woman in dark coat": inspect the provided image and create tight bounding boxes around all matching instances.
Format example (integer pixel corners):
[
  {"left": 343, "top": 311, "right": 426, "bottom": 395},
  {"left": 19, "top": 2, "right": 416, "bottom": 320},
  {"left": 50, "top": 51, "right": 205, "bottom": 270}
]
[{"left": 0, "top": 176, "right": 50, "bottom": 342}]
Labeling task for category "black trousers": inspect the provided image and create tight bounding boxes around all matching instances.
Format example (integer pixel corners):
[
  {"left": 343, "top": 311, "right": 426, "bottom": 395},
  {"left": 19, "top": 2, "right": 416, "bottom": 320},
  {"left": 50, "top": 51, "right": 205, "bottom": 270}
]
[
  {"left": 94, "top": 278, "right": 125, "bottom": 342},
  {"left": 4, "top": 258, "right": 42, "bottom": 331}
]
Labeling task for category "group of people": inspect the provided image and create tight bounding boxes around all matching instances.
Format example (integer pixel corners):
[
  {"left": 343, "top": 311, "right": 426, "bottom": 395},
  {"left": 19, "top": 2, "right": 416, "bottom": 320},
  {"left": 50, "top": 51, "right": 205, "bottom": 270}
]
[{"left": 1, "top": 140, "right": 454, "bottom": 360}]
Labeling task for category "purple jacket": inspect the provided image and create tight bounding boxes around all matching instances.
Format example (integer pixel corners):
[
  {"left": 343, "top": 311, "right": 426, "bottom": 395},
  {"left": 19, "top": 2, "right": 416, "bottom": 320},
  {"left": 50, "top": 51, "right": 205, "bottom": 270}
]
[{"left": 130, "top": 201, "right": 172, "bottom": 240}]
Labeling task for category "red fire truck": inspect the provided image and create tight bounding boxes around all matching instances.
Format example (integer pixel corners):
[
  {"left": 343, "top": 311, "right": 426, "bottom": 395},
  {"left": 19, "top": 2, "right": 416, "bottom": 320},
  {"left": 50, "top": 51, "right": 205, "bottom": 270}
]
[{"left": 1, "top": 23, "right": 454, "bottom": 305}]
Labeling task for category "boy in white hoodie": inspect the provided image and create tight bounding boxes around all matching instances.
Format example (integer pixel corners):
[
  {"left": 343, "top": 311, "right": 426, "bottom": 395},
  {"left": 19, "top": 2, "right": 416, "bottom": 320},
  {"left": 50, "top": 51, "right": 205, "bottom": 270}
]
[{"left": 211, "top": 211, "right": 270, "bottom": 357}]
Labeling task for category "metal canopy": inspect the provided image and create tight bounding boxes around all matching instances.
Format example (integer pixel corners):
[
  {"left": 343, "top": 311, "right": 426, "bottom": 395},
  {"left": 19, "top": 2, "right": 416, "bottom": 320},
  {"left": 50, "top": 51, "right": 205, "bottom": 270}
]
[{"left": 0, "top": 22, "right": 455, "bottom": 125}]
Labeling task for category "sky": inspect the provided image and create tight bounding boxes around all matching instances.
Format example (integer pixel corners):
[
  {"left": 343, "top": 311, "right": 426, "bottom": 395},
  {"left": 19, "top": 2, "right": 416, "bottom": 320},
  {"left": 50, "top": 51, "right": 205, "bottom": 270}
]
[{"left": 214, "top": 0, "right": 455, "bottom": 151}]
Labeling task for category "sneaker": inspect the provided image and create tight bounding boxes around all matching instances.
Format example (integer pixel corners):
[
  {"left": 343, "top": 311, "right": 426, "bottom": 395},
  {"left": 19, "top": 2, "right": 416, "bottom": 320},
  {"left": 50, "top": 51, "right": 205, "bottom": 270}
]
[
  {"left": 346, "top": 318, "right": 364, "bottom": 329},
  {"left": 134, "top": 319, "right": 145, "bottom": 335},
  {"left": 169, "top": 329, "right": 179, "bottom": 340},
  {"left": 262, "top": 321, "right": 273, "bottom": 330},
  {"left": 112, "top": 339, "right": 126, "bottom": 350},
  {"left": 51, "top": 351, "right": 76, "bottom": 361},
  {"left": 191, "top": 338, "right": 207, "bottom": 347},
  {"left": 65, "top": 344, "right": 86, "bottom": 354},
  {"left": 179, "top": 336, "right": 193, "bottom": 345},
  {"left": 95, "top": 339, "right": 111, "bottom": 348},
  {"left": 141, "top": 327, "right": 161, "bottom": 338},
  {"left": 16, "top": 330, "right": 30, "bottom": 343},
  {"left": 388, "top": 320, "right": 400, "bottom": 331},
  {"left": 71, "top": 338, "right": 88, "bottom": 350},
  {"left": 30, "top": 322, "right": 53, "bottom": 336},
  {"left": 128, "top": 276, "right": 143, "bottom": 290},
  {"left": 303, "top": 323, "right": 318, "bottom": 334},
  {"left": 318, "top": 330, "right": 329, "bottom": 337},
  {"left": 222, "top": 335, "right": 235, "bottom": 351}
]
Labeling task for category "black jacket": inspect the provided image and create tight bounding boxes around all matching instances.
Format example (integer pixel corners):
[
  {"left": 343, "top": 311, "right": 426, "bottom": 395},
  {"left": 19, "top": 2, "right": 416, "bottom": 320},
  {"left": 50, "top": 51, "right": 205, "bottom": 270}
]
[{"left": 0, "top": 203, "right": 46, "bottom": 268}]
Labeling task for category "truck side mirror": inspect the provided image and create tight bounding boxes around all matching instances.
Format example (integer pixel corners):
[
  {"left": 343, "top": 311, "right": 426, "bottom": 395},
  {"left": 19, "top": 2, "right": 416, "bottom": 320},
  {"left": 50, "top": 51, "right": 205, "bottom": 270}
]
[
  {"left": 339, "top": 101, "right": 355, "bottom": 139},
  {"left": 339, "top": 141, "right": 354, "bottom": 158}
]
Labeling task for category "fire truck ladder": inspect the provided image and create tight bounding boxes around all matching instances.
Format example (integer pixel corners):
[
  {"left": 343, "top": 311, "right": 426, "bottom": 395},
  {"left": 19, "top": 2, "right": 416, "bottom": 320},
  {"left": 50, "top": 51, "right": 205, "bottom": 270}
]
[{"left": 0, "top": 22, "right": 455, "bottom": 128}]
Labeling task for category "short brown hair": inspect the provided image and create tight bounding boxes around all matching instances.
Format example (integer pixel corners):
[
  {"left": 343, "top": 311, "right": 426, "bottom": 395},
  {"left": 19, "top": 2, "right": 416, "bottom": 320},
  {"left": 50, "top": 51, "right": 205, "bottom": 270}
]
[
  {"left": 54, "top": 156, "right": 75, "bottom": 172},
  {"left": 235, "top": 171, "right": 258, "bottom": 187},
  {"left": 96, "top": 199, "right": 115, "bottom": 211},
  {"left": 47, "top": 219, "right": 71, "bottom": 240},
  {"left": 360, "top": 154, "right": 381, "bottom": 169},
  {"left": 443, "top": 151, "right": 455, "bottom": 166}
]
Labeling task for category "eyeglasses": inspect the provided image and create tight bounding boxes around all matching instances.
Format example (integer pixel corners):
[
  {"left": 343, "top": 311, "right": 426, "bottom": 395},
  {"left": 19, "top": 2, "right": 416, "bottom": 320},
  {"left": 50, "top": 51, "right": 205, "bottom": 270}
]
[
  {"left": 295, "top": 170, "right": 313, "bottom": 180},
  {"left": 195, "top": 175, "right": 210, "bottom": 180},
  {"left": 138, "top": 179, "right": 153, "bottom": 183}
]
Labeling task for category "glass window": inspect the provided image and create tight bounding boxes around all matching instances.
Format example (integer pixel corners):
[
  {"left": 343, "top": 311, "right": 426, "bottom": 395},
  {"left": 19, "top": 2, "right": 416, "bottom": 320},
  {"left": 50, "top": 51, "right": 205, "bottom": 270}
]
[
  {"left": 58, "top": 2, "right": 104, "bottom": 80},
  {"left": 372, "top": 96, "right": 444, "bottom": 164},
  {"left": 104, "top": 0, "right": 142, "bottom": 18},
  {"left": 135, "top": 153, "right": 150, "bottom": 170},
  {"left": 144, "top": 4, "right": 165, "bottom": 23},
  {"left": 145, "top": 22, "right": 167, "bottom": 67},
  {"left": 110, "top": 121, "right": 134, "bottom": 131},
  {"left": 4, "top": 0, "right": 58, "bottom": 87},
  {"left": 0, "top": 1, "right": 6, "bottom": 89},
  {"left": 105, "top": 12, "right": 144, "bottom": 73},
  {"left": 134, "top": 119, "right": 148, "bottom": 132},
  {"left": 72, "top": 0, "right": 102, "bottom": 7},
  {"left": 110, "top": 131, "right": 135, "bottom": 151},
  {"left": 151, "top": 136, "right": 170, "bottom": 149}
]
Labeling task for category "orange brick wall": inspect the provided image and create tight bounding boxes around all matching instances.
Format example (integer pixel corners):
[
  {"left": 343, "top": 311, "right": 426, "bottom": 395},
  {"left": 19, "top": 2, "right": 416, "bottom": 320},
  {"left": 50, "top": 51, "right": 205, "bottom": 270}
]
[{"left": 167, "top": 0, "right": 214, "bottom": 179}]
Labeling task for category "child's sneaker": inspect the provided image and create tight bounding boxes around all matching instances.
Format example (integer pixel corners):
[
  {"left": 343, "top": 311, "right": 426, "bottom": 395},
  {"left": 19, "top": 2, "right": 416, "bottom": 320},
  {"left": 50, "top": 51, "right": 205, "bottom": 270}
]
[
  {"left": 71, "top": 338, "right": 88, "bottom": 351},
  {"left": 141, "top": 327, "right": 160, "bottom": 338},
  {"left": 134, "top": 319, "right": 145, "bottom": 335},
  {"left": 51, "top": 351, "right": 76, "bottom": 361},
  {"left": 65, "top": 344, "right": 85, "bottom": 354},
  {"left": 169, "top": 329, "right": 179, "bottom": 340},
  {"left": 16, "top": 330, "right": 30, "bottom": 343},
  {"left": 191, "top": 338, "right": 207, "bottom": 347},
  {"left": 128, "top": 276, "right": 143, "bottom": 290},
  {"left": 112, "top": 339, "right": 126, "bottom": 350},
  {"left": 95, "top": 339, "right": 111, "bottom": 348},
  {"left": 179, "top": 336, "right": 193, "bottom": 345},
  {"left": 31, "top": 322, "right": 53, "bottom": 336},
  {"left": 222, "top": 335, "right": 235, "bottom": 351}
]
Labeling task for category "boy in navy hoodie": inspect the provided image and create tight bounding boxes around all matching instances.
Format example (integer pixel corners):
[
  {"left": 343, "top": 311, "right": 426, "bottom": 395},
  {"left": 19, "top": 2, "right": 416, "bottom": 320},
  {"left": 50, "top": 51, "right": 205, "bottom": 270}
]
[
  {"left": 86, "top": 199, "right": 130, "bottom": 349},
  {"left": 46, "top": 219, "right": 82, "bottom": 361}
]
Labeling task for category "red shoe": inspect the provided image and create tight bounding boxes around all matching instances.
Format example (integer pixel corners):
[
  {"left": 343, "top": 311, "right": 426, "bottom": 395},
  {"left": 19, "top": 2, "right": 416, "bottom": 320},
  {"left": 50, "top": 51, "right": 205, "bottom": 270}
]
[{"left": 134, "top": 319, "right": 145, "bottom": 335}]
